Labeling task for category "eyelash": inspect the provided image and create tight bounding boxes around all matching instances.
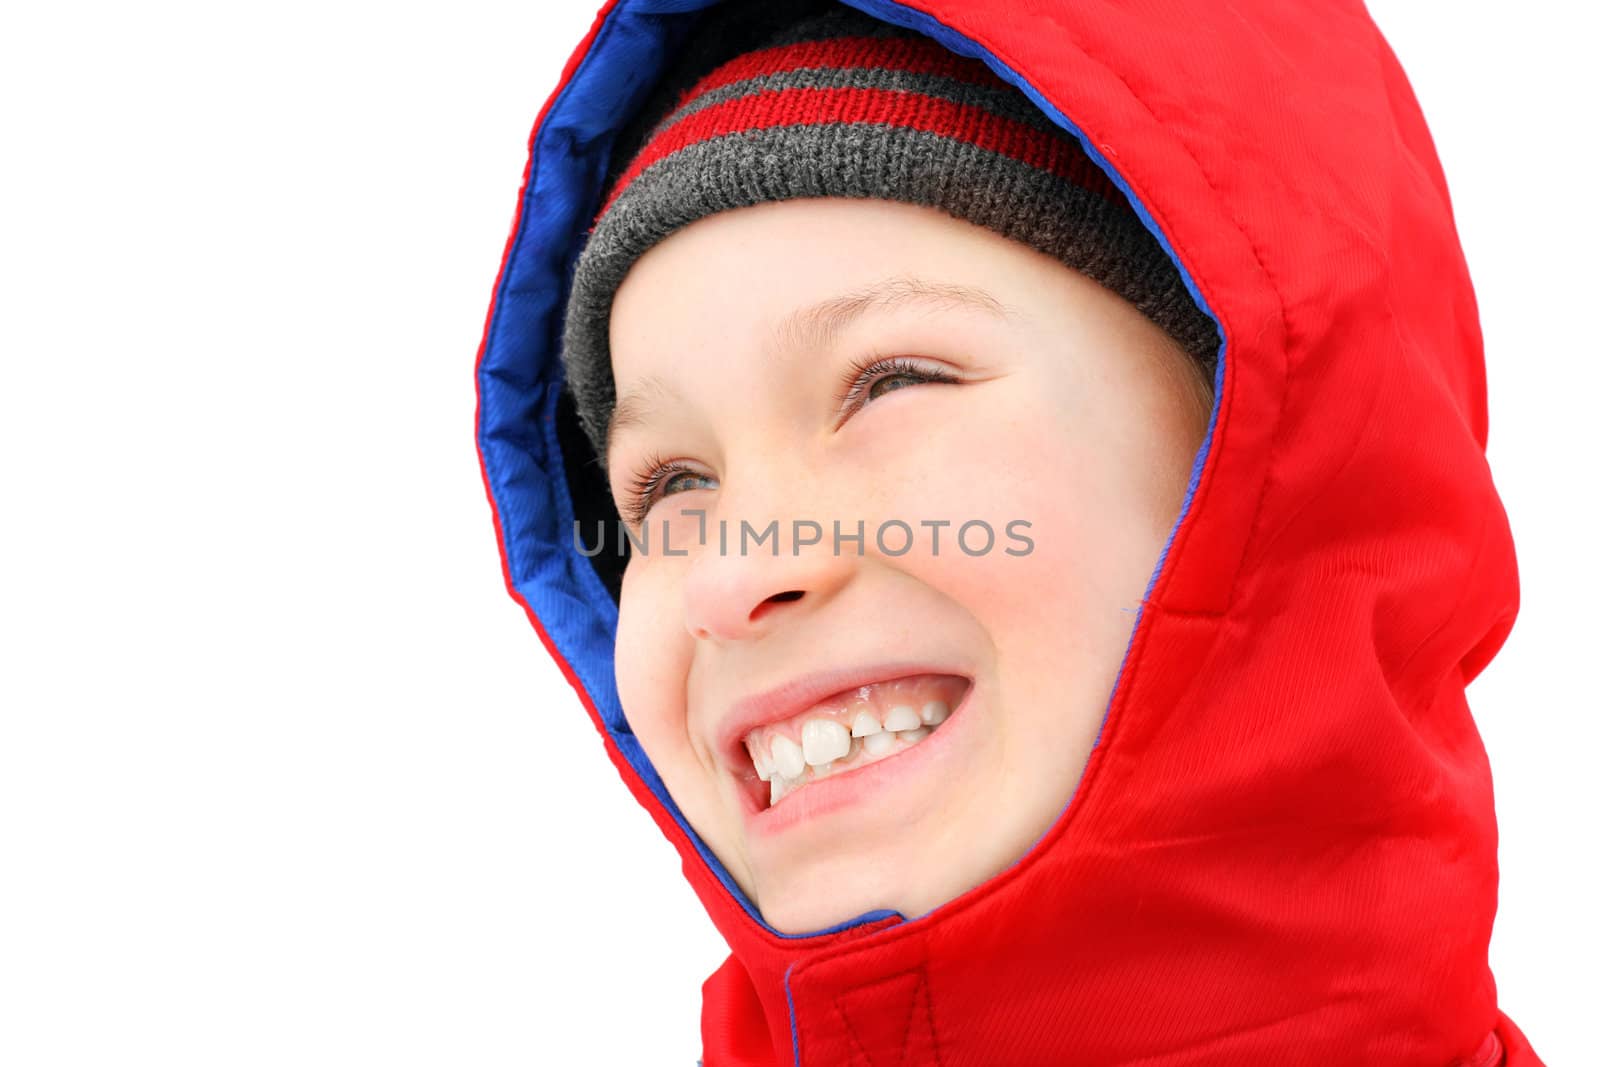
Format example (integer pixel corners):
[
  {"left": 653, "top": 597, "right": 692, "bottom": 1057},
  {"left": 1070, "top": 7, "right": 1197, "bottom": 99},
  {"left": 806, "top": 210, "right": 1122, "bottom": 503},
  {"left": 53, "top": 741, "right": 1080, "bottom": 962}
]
[{"left": 619, "top": 354, "right": 957, "bottom": 527}]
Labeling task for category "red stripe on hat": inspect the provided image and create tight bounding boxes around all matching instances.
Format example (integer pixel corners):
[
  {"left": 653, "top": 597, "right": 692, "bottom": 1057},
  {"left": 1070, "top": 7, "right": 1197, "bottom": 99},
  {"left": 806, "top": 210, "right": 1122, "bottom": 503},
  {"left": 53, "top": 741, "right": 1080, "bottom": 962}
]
[{"left": 597, "top": 84, "right": 1129, "bottom": 221}]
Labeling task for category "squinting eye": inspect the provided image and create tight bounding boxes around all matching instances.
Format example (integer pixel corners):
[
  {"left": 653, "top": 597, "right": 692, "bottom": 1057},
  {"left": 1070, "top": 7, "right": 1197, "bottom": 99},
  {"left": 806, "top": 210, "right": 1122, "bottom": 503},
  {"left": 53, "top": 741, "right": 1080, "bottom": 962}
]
[
  {"left": 659, "top": 469, "right": 714, "bottom": 500},
  {"left": 867, "top": 373, "right": 920, "bottom": 401},
  {"left": 834, "top": 354, "right": 959, "bottom": 421},
  {"left": 621, "top": 455, "right": 717, "bottom": 527}
]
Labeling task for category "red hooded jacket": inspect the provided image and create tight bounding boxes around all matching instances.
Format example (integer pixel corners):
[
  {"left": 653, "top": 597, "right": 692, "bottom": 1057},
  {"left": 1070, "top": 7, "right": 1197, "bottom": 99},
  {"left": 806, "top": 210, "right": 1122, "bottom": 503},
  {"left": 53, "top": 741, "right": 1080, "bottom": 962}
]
[{"left": 473, "top": 1, "right": 1543, "bottom": 1063}]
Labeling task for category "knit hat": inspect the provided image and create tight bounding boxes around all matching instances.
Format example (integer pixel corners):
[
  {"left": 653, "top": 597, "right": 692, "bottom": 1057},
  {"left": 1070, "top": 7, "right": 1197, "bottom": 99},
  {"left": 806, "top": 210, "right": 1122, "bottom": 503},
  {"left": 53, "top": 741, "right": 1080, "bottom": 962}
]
[{"left": 560, "top": 0, "right": 1219, "bottom": 465}]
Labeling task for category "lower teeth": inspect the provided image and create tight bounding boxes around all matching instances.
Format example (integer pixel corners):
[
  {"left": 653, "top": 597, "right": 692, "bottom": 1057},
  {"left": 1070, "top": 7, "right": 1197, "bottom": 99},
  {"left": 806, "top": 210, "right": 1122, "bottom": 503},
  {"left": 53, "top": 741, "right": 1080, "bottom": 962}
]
[{"left": 767, "top": 724, "right": 941, "bottom": 807}]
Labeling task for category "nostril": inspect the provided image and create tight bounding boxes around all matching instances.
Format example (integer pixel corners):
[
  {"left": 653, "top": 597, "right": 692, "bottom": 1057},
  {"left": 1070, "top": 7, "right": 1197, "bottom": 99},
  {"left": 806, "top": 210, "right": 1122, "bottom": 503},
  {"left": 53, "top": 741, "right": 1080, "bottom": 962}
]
[{"left": 750, "top": 589, "right": 803, "bottom": 623}]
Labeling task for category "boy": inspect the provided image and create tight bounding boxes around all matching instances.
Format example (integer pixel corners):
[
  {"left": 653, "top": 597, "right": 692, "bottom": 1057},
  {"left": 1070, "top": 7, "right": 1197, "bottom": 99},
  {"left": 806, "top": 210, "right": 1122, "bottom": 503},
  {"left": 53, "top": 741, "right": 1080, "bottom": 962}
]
[{"left": 474, "top": 1, "right": 1542, "bottom": 1064}]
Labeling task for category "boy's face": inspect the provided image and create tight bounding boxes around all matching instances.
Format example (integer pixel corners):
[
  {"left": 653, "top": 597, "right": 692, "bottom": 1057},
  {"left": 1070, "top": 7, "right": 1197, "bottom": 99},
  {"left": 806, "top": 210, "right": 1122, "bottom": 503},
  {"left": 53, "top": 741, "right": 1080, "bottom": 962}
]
[{"left": 604, "top": 197, "right": 1211, "bottom": 934}]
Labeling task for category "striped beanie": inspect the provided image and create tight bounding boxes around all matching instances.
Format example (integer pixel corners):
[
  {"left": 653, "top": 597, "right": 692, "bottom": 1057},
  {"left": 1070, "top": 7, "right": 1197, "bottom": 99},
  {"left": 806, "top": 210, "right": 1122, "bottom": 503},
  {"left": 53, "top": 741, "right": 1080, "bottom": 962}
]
[{"left": 560, "top": 0, "right": 1219, "bottom": 465}]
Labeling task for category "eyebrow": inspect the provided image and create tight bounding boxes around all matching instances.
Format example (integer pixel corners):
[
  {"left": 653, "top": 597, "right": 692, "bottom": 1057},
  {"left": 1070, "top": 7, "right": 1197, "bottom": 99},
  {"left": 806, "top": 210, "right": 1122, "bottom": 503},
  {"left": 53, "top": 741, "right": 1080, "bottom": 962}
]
[{"left": 604, "top": 274, "right": 1015, "bottom": 459}]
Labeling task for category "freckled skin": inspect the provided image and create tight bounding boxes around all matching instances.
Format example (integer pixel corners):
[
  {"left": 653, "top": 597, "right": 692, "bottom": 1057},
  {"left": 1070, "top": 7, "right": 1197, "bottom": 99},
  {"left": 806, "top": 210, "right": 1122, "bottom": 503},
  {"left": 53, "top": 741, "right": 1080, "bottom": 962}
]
[{"left": 606, "top": 197, "right": 1213, "bottom": 935}]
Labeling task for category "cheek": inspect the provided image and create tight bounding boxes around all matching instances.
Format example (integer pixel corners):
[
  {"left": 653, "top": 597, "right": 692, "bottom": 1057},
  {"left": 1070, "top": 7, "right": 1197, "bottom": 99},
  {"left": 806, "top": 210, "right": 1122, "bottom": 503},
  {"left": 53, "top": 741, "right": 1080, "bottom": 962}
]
[
  {"left": 613, "top": 567, "right": 696, "bottom": 762},
  {"left": 865, "top": 386, "right": 1174, "bottom": 648}
]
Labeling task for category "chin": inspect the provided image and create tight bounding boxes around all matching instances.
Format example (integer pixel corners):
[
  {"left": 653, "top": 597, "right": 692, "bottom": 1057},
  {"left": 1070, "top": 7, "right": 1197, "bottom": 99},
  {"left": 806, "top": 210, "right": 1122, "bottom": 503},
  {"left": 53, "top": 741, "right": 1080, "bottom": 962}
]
[
  {"left": 752, "top": 859, "right": 942, "bottom": 935},
  {"left": 760, "top": 892, "right": 886, "bottom": 937}
]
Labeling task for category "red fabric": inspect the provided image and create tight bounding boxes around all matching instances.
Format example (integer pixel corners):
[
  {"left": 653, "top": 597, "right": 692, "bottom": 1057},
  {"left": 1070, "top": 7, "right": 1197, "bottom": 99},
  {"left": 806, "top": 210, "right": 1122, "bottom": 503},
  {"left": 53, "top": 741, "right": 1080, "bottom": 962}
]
[{"left": 489, "top": 0, "right": 1546, "bottom": 1063}]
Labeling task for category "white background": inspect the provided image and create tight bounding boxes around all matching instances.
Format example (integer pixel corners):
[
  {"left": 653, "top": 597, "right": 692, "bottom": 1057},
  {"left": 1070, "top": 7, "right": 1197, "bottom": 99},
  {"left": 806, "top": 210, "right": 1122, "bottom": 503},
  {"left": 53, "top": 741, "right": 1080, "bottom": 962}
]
[{"left": 1, "top": 2, "right": 1592, "bottom": 1063}]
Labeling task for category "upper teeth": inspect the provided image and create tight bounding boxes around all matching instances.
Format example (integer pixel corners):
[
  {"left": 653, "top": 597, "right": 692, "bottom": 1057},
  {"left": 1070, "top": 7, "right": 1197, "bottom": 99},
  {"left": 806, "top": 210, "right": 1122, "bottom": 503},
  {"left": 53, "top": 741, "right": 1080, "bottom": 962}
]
[
  {"left": 801, "top": 719, "right": 852, "bottom": 765},
  {"left": 770, "top": 735, "right": 806, "bottom": 780},
  {"left": 744, "top": 692, "right": 963, "bottom": 803},
  {"left": 882, "top": 705, "right": 921, "bottom": 732}
]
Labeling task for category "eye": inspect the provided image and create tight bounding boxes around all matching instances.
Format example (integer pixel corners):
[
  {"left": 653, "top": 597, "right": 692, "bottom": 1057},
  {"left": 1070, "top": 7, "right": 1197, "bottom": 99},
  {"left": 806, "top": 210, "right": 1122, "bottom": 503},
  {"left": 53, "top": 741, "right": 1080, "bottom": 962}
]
[
  {"left": 619, "top": 453, "right": 716, "bottom": 528},
  {"left": 831, "top": 354, "right": 959, "bottom": 424}
]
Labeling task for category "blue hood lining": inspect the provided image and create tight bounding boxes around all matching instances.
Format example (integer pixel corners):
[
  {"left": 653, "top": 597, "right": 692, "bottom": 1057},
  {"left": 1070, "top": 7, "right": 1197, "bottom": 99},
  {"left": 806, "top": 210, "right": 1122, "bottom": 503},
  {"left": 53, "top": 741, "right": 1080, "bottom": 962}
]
[{"left": 476, "top": 0, "right": 1225, "bottom": 940}]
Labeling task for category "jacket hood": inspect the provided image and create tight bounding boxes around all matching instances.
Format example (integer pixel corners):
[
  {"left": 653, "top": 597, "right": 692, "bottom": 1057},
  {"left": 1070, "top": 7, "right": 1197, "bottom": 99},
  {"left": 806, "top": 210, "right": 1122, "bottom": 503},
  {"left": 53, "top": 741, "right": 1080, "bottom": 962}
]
[{"left": 473, "top": 2, "right": 1542, "bottom": 1064}]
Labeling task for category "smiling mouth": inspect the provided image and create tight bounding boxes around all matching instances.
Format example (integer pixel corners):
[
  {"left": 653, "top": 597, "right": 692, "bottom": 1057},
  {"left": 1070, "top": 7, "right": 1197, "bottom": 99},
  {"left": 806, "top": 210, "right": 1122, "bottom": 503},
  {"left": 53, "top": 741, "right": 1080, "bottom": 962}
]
[{"left": 740, "top": 673, "right": 972, "bottom": 808}]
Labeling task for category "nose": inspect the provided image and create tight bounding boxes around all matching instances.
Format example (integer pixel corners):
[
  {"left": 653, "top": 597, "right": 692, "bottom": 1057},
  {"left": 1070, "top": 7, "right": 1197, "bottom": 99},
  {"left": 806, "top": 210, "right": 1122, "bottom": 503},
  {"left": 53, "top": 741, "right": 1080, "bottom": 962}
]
[{"left": 681, "top": 517, "right": 855, "bottom": 643}]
